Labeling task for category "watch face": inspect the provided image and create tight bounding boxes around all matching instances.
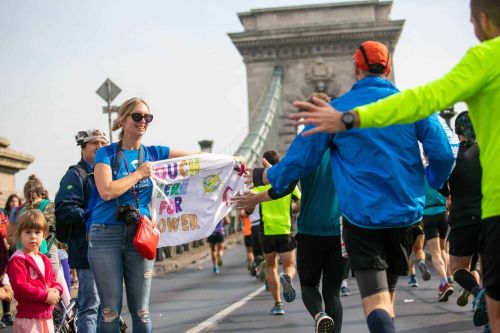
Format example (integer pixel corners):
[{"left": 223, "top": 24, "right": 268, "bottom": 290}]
[{"left": 343, "top": 112, "right": 354, "bottom": 123}]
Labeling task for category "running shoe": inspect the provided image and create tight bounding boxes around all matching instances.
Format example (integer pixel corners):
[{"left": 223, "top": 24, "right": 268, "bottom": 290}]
[
  {"left": 408, "top": 275, "right": 419, "bottom": 288},
  {"left": 473, "top": 289, "right": 489, "bottom": 327},
  {"left": 250, "top": 262, "right": 257, "bottom": 276},
  {"left": 247, "top": 261, "right": 253, "bottom": 272},
  {"left": 280, "top": 273, "right": 296, "bottom": 303},
  {"left": 418, "top": 261, "right": 431, "bottom": 281},
  {"left": 270, "top": 302, "right": 285, "bottom": 315},
  {"left": 213, "top": 266, "right": 220, "bottom": 274},
  {"left": 217, "top": 255, "right": 223, "bottom": 267},
  {"left": 457, "top": 288, "right": 471, "bottom": 307},
  {"left": 438, "top": 282, "right": 454, "bottom": 302},
  {"left": 340, "top": 286, "right": 351, "bottom": 297},
  {"left": 315, "top": 312, "right": 334, "bottom": 333},
  {"left": 483, "top": 323, "right": 491, "bottom": 333}
]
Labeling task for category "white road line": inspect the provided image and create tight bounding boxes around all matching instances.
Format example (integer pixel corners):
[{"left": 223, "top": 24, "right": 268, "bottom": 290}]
[{"left": 184, "top": 285, "right": 265, "bottom": 333}]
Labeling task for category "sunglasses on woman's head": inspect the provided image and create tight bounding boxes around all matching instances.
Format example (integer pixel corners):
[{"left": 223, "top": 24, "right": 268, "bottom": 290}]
[{"left": 130, "top": 112, "right": 154, "bottom": 123}]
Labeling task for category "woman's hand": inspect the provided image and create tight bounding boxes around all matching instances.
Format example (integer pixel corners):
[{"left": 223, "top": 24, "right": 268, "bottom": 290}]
[{"left": 135, "top": 162, "right": 153, "bottom": 180}]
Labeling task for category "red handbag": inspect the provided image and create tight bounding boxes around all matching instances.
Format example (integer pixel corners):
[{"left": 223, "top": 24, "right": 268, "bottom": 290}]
[{"left": 133, "top": 215, "right": 160, "bottom": 260}]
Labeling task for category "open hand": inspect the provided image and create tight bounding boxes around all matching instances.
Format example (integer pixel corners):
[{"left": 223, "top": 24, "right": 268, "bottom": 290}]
[
  {"left": 232, "top": 191, "right": 261, "bottom": 210},
  {"left": 289, "top": 97, "right": 347, "bottom": 135}
]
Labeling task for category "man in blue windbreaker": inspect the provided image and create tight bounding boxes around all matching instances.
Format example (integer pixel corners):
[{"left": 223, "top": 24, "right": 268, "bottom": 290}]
[{"left": 249, "top": 41, "right": 455, "bottom": 333}]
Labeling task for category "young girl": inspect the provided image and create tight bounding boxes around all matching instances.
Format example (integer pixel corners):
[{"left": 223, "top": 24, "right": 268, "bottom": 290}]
[{"left": 7, "top": 209, "right": 63, "bottom": 333}]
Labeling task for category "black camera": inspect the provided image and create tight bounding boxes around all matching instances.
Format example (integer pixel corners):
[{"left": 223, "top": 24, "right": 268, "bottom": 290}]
[{"left": 115, "top": 204, "right": 140, "bottom": 224}]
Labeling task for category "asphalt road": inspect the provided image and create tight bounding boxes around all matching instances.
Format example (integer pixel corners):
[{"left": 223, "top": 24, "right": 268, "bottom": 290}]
[
  {"left": 2, "top": 241, "right": 483, "bottom": 333},
  {"left": 128, "top": 242, "right": 481, "bottom": 333}
]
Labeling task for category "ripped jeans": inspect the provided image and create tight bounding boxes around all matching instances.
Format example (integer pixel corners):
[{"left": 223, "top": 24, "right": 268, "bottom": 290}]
[{"left": 88, "top": 223, "right": 154, "bottom": 333}]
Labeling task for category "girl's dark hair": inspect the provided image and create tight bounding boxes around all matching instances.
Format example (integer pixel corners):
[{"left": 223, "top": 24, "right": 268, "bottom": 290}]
[
  {"left": 23, "top": 175, "right": 46, "bottom": 203},
  {"left": 4, "top": 193, "right": 22, "bottom": 212},
  {"left": 15, "top": 209, "right": 49, "bottom": 240}
]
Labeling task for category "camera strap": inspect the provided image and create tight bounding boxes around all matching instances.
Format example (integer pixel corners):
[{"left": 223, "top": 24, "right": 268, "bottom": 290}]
[{"left": 114, "top": 140, "right": 144, "bottom": 210}]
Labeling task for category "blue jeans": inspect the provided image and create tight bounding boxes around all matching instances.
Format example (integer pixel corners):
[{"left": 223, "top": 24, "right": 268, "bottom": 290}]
[
  {"left": 88, "top": 224, "right": 154, "bottom": 333},
  {"left": 77, "top": 268, "right": 100, "bottom": 333}
]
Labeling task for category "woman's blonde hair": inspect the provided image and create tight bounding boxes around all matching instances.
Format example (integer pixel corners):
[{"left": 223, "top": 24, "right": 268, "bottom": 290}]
[
  {"left": 15, "top": 209, "right": 49, "bottom": 240},
  {"left": 23, "top": 175, "right": 46, "bottom": 204},
  {"left": 111, "top": 98, "right": 150, "bottom": 140}
]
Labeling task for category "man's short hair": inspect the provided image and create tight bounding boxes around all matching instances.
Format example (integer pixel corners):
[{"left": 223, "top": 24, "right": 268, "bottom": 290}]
[
  {"left": 263, "top": 150, "right": 280, "bottom": 165},
  {"left": 471, "top": 0, "right": 500, "bottom": 26}
]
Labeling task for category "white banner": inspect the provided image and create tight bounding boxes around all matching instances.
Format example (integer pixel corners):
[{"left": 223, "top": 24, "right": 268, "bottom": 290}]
[{"left": 151, "top": 154, "right": 246, "bottom": 247}]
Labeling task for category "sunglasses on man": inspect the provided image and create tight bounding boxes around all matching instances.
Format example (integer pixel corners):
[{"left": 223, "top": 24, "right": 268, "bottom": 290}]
[{"left": 130, "top": 112, "right": 154, "bottom": 123}]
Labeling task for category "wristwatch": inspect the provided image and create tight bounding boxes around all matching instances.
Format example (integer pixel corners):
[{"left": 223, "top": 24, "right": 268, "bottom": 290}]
[{"left": 341, "top": 111, "right": 355, "bottom": 130}]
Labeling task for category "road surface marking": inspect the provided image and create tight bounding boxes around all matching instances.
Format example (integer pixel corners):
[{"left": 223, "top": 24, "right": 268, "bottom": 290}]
[{"left": 185, "top": 285, "right": 265, "bottom": 333}]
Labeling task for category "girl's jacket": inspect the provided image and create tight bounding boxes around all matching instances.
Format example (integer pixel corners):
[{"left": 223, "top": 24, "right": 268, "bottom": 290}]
[{"left": 7, "top": 250, "right": 63, "bottom": 318}]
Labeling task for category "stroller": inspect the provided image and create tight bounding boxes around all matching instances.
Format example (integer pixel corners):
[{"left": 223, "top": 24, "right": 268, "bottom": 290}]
[
  {"left": 53, "top": 298, "right": 129, "bottom": 333},
  {"left": 53, "top": 298, "right": 77, "bottom": 333}
]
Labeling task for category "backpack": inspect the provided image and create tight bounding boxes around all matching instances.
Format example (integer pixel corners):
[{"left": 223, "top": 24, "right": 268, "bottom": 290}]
[
  {"left": 55, "top": 161, "right": 90, "bottom": 243},
  {"left": 84, "top": 144, "right": 159, "bottom": 231}
]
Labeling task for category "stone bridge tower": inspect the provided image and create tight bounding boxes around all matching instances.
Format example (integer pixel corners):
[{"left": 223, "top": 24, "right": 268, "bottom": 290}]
[{"left": 229, "top": 0, "right": 404, "bottom": 156}]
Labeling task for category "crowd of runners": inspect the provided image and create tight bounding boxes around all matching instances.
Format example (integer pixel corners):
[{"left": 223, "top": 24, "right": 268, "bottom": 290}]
[{"left": 0, "top": 0, "right": 498, "bottom": 332}]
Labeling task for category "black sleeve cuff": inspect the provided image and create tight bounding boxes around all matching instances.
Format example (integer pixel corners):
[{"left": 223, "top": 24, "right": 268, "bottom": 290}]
[
  {"left": 268, "top": 180, "right": 299, "bottom": 200},
  {"left": 253, "top": 168, "right": 266, "bottom": 187}
]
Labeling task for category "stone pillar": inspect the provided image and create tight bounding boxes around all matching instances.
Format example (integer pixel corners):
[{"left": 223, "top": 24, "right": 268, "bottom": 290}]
[
  {"left": 0, "top": 137, "right": 34, "bottom": 206},
  {"left": 229, "top": 0, "right": 404, "bottom": 155}
]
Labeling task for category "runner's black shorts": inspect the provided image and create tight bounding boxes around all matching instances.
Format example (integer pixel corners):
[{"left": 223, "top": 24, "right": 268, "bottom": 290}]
[
  {"left": 342, "top": 218, "right": 413, "bottom": 276},
  {"left": 479, "top": 216, "right": 500, "bottom": 301},
  {"left": 251, "top": 224, "right": 263, "bottom": 257},
  {"left": 262, "top": 234, "right": 296, "bottom": 254},
  {"left": 423, "top": 212, "right": 448, "bottom": 240},
  {"left": 244, "top": 235, "right": 252, "bottom": 248},
  {"left": 296, "top": 233, "right": 349, "bottom": 287},
  {"left": 207, "top": 233, "right": 224, "bottom": 244},
  {"left": 448, "top": 221, "right": 481, "bottom": 257}
]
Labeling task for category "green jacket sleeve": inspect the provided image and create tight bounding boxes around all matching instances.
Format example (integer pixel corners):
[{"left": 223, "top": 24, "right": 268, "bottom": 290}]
[{"left": 356, "top": 45, "right": 487, "bottom": 128}]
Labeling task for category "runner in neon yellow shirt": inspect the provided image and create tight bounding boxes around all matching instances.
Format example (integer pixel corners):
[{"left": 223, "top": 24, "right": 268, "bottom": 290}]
[
  {"left": 290, "top": 1, "right": 500, "bottom": 331},
  {"left": 249, "top": 150, "right": 301, "bottom": 316}
]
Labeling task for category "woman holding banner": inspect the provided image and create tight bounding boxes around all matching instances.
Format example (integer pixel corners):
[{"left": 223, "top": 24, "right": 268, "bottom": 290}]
[{"left": 88, "top": 97, "right": 194, "bottom": 333}]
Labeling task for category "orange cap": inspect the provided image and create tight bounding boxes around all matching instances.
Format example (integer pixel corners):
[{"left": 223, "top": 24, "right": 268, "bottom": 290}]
[{"left": 353, "top": 41, "right": 391, "bottom": 76}]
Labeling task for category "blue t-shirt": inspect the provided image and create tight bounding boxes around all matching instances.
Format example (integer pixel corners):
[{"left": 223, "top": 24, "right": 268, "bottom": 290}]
[{"left": 90, "top": 143, "right": 170, "bottom": 225}]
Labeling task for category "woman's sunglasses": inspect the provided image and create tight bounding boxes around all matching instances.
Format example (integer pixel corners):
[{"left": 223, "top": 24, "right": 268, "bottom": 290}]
[{"left": 130, "top": 112, "right": 154, "bottom": 123}]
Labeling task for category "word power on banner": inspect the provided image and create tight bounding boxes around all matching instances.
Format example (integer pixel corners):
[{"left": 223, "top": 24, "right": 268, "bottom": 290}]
[{"left": 151, "top": 154, "right": 246, "bottom": 247}]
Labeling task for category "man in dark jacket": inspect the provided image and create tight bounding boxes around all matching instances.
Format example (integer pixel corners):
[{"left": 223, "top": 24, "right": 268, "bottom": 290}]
[{"left": 55, "top": 129, "right": 108, "bottom": 333}]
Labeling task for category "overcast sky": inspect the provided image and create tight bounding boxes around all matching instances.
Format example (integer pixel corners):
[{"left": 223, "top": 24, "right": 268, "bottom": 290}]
[{"left": 1, "top": 0, "right": 477, "bottom": 197}]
